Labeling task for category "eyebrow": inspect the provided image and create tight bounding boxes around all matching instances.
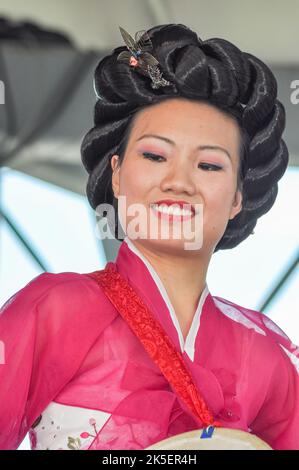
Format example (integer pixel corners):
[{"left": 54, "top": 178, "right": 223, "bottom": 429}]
[{"left": 136, "top": 134, "right": 232, "bottom": 160}]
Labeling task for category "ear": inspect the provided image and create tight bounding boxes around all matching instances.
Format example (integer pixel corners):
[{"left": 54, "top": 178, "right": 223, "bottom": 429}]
[
  {"left": 229, "top": 189, "right": 243, "bottom": 220},
  {"left": 111, "top": 154, "right": 120, "bottom": 199}
]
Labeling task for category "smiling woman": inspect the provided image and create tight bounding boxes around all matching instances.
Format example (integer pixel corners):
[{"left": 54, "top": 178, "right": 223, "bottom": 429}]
[
  {"left": 110, "top": 99, "right": 243, "bottom": 256},
  {"left": 81, "top": 24, "right": 286, "bottom": 254},
  {"left": 0, "top": 23, "right": 298, "bottom": 451}
]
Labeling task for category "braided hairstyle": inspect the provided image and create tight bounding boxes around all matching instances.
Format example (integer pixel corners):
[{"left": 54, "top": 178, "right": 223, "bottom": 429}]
[{"left": 80, "top": 23, "right": 289, "bottom": 251}]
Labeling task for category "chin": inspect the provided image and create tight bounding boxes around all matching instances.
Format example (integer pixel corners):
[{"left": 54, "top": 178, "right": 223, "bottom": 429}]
[{"left": 143, "top": 237, "right": 204, "bottom": 254}]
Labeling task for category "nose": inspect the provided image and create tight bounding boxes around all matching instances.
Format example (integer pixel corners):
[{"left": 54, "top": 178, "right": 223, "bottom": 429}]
[{"left": 160, "top": 160, "right": 197, "bottom": 196}]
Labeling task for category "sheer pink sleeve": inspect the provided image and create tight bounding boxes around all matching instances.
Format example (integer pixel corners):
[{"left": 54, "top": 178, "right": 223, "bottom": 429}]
[
  {"left": 0, "top": 272, "right": 112, "bottom": 450},
  {"left": 272, "top": 356, "right": 299, "bottom": 450},
  {"left": 249, "top": 315, "right": 299, "bottom": 450}
]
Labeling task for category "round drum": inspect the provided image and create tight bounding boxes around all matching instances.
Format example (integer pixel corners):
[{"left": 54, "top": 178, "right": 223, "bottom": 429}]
[{"left": 146, "top": 427, "right": 272, "bottom": 450}]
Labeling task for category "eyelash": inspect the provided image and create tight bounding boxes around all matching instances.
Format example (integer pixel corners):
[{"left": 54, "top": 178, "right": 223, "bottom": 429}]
[{"left": 142, "top": 152, "right": 223, "bottom": 171}]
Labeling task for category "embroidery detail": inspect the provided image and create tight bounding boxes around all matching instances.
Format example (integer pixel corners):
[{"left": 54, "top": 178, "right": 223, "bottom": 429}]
[
  {"left": 29, "top": 406, "right": 101, "bottom": 450},
  {"left": 80, "top": 418, "right": 99, "bottom": 441},
  {"left": 87, "top": 263, "right": 221, "bottom": 428},
  {"left": 67, "top": 436, "right": 81, "bottom": 450},
  {"left": 68, "top": 417, "right": 99, "bottom": 450}
]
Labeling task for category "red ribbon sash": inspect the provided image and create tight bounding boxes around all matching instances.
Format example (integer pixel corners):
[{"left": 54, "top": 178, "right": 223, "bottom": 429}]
[{"left": 87, "top": 262, "right": 221, "bottom": 428}]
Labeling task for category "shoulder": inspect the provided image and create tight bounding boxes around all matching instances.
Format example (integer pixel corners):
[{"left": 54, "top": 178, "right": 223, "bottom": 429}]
[
  {"left": 212, "top": 294, "right": 289, "bottom": 341},
  {"left": 0, "top": 270, "right": 117, "bottom": 330},
  {"left": 1, "top": 271, "right": 97, "bottom": 310},
  {"left": 212, "top": 294, "right": 299, "bottom": 373}
]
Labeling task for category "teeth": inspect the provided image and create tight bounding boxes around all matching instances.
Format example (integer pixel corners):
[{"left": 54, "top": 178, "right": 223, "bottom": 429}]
[{"left": 151, "top": 204, "right": 193, "bottom": 216}]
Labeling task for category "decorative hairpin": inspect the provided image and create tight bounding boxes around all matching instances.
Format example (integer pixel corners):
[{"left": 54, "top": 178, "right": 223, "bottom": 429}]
[{"left": 116, "top": 26, "right": 172, "bottom": 89}]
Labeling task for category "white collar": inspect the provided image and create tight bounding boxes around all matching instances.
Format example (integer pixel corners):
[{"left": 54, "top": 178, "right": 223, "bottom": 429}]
[{"left": 123, "top": 236, "right": 210, "bottom": 361}]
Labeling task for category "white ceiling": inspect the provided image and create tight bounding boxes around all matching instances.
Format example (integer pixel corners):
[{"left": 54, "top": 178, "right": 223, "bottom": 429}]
[{"left": 0, "top": 0, "right": 299, "bottom": 65}]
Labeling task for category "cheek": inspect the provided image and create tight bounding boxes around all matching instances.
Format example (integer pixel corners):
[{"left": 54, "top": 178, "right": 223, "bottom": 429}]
[
  {"left": 203, "top": 180, "right": 236, "bottom": 222},
  {"left": 119, "top": 161, "right": 159, "bottom": 201},
  {"left": 118, "top": 169, "right": 144, "bottom": 205}
]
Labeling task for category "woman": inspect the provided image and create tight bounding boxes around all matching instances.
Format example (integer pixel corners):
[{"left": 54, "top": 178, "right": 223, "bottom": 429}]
[{"left": 0, "top": 24, "right": 298, "bottom": 450}]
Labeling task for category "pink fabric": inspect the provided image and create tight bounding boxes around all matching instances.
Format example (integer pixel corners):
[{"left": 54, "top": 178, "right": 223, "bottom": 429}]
[{"left": 0, "top": 239, "right": 298, "bottom": 450}]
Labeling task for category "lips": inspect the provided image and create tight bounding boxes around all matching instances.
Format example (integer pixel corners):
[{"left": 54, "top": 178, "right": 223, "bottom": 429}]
[{"left": 152, "top": 199, "right": 195, "bottom": 215}]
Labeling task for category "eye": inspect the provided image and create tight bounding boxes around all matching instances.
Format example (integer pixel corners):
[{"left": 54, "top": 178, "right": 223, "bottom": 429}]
[
  {"left": 198, "top": 163, "right": 223, "bottom": 171},
  {"left": 142, "top": 152, "right": 165, "bottom": 162}
]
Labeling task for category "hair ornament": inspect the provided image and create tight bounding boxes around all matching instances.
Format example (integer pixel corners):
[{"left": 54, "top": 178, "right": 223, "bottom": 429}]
[{"left": 116, "top": 26, "right": 172, "bottom": 89}]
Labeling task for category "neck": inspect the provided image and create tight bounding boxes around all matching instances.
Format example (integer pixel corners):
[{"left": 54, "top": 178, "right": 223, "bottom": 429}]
[{"left": 126, "top": 238, "right": 211, "bottom": 329}]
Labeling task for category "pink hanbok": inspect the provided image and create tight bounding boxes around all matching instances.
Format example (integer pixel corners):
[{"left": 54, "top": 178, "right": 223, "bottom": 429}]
[{"left": 0, "top": 237, "right": 298, "bottom": 450}]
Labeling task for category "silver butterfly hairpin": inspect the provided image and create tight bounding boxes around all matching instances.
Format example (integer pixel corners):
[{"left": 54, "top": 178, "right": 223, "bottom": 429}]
[{"left": 116, "top": 26, "right": 172, "bottom": 89}]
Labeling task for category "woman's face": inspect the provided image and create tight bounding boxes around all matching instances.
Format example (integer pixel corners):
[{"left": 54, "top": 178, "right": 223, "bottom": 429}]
[{"left": 111, "top": 98, "right": 243, "bottom": 255}]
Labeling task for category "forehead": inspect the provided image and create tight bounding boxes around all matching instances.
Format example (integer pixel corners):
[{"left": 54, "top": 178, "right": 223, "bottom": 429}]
[{"left": 128, "top": 98, "right": 240, "bottom": 151}]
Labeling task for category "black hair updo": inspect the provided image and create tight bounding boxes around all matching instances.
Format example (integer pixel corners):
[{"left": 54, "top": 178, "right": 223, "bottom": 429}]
[{"left": 81, "top": 23, "right": 288, "bottom": 251}]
